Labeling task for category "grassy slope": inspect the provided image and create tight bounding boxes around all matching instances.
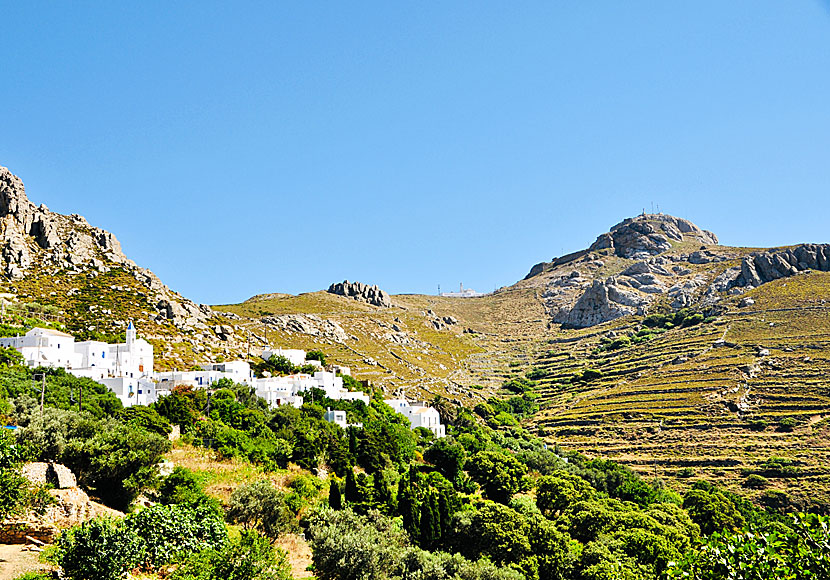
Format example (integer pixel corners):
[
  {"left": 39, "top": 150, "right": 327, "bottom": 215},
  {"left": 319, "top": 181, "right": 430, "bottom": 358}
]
[
  {"left": 216, "top": 249, "right": 830, "bottom": 507},
  {"left": 531, "top": 270, "right": 830, "bottom": 508}
]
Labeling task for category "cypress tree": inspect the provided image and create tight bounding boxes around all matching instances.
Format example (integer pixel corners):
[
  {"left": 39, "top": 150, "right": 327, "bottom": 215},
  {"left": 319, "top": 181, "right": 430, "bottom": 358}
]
[
  {"left": 329, "top": 478, "right": 343, "bottom": 510},
  {"left": 419, "top": 491, "right": 440, "bottom": 548},
  {"left": 344, "top": 470, "right": 360, "bottom": 504}
]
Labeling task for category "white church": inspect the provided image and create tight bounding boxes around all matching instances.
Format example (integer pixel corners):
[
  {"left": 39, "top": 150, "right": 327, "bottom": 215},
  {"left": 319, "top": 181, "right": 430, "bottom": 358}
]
[{"left": 0, "top": 322, "right": 156, "bottom": 407}]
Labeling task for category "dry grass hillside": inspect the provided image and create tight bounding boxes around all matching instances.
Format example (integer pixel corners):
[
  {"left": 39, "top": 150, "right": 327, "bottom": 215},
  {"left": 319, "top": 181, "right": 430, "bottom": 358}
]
[{"left": 213, "top": 246, "right": 830, "bottom": 511}]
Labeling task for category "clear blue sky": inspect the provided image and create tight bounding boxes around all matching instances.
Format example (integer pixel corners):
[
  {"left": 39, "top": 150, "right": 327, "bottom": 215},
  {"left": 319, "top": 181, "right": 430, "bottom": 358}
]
[{"left": 2, "top": 2, "right": 829, "bottom": 304}]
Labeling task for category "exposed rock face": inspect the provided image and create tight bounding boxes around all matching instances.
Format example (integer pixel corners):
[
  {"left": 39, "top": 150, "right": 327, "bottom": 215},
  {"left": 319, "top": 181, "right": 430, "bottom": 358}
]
[
  {"left": 2, "top": 463, "right": 122, "bottom": 544},
  {"left": 706, "top": 244, "right": 830, "bottom": 300},
  {"left": 554, "top": 278, "right": 649, "bottom": 328},
  {"left": 328, "top": 280, "right": 392, "bottom": 308},
  {"left": 21, "top": 462, "right": 77, "bottom": 489},
  {"left": 589, "top": 214, "right": 718, "bottom": 259},
  {"left": 0, "top": 165, "right": 213, "bottom": 327},
  {"left": 262, "top": 313, "right": 351, "bottom": 343}
]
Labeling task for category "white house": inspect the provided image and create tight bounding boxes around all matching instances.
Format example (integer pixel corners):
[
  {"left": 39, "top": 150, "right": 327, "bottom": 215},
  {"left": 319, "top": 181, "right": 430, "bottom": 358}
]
[
  {"left": 0, "top": 322, "right": 155, "bottom": 408},
  {"left": 261, "top": 347, "right": 307, "bottom": 366},
  {"left": 201, "top": 361, "right": 252, "bottom": 384},
  {"left": 250, "top": 371, "right": 369, "bottom": 409},
  {"left": 100, "top": 377, "right": 157, "bottom": 408},
  {"left": 0, "top": 328, "right": 82, "bottom": 369},
  {"left": 323, "top": 407, "right": 362, "bottom": 429},
  {"left": 384, "top": 399, "right": 446, "bottom": 438}
]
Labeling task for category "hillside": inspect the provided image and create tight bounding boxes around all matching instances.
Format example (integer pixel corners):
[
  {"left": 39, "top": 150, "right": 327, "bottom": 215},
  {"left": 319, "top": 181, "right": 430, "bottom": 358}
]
[
  {"left": 2, "top": 163, "right": 828, "bottom": 510},
  {"left": 219, "top": 214, "right": 830, "bottom": 509}
]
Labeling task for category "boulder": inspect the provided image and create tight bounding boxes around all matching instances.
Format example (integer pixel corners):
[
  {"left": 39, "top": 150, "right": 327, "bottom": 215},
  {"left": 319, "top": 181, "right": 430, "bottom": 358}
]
[{"left": 327, "top": 280, "right": 393, "bottom": 308}]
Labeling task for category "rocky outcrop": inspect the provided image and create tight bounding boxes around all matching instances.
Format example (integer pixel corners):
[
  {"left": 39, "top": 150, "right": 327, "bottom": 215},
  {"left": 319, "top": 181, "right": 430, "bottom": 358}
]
[
  {"left": 554, "top": 278, "right": 649, "bottom": 328},
  {"left": 589, "top": 214, "right": 718, "bottom": 259},
  {"left": 0, "top": 165, "right": 213, "bottom": 327},
  {"left": 262, "top": 313, "right": 351, "bottom": 343},
  {"left": 328, "top": 280, "right": 392, "bottom": 308},
  {"left": 705, "top": 244, "right": 830, "bottom": 301},
  {"left": 2, "top": 463, "right": 122, "bottom": 544},
  {"left": 21, "top": 462, "right": 77, "bottom": 489}
]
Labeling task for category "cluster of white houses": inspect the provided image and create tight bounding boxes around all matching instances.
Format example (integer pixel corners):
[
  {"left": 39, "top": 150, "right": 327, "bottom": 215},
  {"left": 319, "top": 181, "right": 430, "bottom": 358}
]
[{"left": 0, "top": 325, "right": 446, "bottom": 437}]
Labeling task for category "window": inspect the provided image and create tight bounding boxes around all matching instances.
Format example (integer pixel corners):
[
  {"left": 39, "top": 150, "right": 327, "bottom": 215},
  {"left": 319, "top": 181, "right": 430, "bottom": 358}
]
[{"left": 102, "top": 352, "right": 105, "bottom": 358}]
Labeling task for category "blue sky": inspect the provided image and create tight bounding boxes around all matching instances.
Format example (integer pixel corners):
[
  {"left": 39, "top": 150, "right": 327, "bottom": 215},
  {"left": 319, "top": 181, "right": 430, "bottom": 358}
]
[{"left": 2, "top": 2, "right": 829, "bottom": 304}]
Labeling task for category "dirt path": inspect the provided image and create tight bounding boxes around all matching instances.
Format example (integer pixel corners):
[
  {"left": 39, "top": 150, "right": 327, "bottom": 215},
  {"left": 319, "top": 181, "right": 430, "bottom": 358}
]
[{"left": 0, "top": 543, "right": 51, "bottom": 580}]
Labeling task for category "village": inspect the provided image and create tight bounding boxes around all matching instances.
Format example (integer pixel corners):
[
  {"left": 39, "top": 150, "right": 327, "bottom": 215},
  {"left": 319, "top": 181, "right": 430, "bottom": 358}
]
[{"left": 0, "top": 323, "right": 445, "bottom": 438}]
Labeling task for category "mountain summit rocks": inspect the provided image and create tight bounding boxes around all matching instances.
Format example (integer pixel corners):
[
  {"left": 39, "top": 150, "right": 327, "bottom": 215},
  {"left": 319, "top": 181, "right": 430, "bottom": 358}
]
[
  {"left": 590, "top": 214, "right": 718, "bottom": 259},
  {"left": 0, "top": 164, "right": 212, "bottom": 327},
  {"left": 328, "top": 280, "right": 392, "bottom": 308}
]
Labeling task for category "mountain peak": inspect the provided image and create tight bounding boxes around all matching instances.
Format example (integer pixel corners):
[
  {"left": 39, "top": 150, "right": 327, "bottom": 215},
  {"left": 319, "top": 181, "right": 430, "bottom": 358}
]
[{"left": 589, "top": 213, "right": 718, "bottom": 259}]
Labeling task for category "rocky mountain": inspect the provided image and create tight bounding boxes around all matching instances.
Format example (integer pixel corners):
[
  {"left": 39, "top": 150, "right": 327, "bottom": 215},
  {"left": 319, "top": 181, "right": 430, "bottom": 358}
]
[
  {"left": 0, "top": 165, "right": 212, "bottom": 328},
  {"left": 515, "top": 213, "right": 830, "bottom": 329}
]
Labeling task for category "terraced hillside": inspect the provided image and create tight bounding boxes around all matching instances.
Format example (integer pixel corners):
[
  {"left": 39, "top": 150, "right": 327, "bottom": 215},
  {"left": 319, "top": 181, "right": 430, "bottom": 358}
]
[{"left": 527, "top": 271, "right": 830, "bottom": 511}]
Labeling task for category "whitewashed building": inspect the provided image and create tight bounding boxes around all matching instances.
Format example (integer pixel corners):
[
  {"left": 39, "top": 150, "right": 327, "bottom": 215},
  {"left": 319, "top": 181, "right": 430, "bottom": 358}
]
[
  {"left": 261, "top": 347, "right": 307, "bottom": 366},
  {"left": 0, "top": 328, "right": 82, "bottom": 369},
  {"left": 323, "top": 407, "right": 363, "bottom": 429},
  {"left": 0, "top": 322, "right": 155, "bottom": 408},
  {"left": 385, "top": 399, "right": 446, "bottom": 438}
]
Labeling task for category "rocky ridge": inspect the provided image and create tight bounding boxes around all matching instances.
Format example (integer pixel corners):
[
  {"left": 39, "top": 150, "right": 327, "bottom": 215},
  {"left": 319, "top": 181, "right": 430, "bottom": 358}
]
[
  {"left": 328, "top": 280, "right": 392, "bottom": 308},
  {"left": 0, "top": 165, "right": 212, "bottom": 328}
]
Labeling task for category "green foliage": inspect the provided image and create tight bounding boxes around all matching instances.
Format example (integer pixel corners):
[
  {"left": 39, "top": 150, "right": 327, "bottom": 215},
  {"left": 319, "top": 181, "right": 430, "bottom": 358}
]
[
  {"left": 307, "top": 507, "right": 522, "bottom": 580},
  {"left": 502, "top": 376, "right": 536, "bottom": 394},
  {"left": 18, "top": 408, "right": 170, "bottom": 510},
  {"left": 152, "top": 384, "right": 207, "bottom": 432},
  {"left": 424, "top": 437, "right": 467, "bottom": 483},
  {"left": 643, "top": 309, "right": 705, "bottom": 330},
  {"left": 0, "top": 429, "right": 27, "bottom": 519},
  {"left": 573, "top": 368, "right": 603, "bottom": 383},
  {"left": 665, "top": 513, "right": 830, "bottom": 580},
  {"left": 125, "top": 503, "right": 227, "bottom": 568},
  {"left": 743, "top": 473, "right": 769, "bottom": 489},
  {"left": 118, "top": 405, "right": 171, "bottom": 436},
  {"left": 777, "top": 416, "right": 798, "bottom": 432},
  {"left": 1, "top": 366, "right": 122, "bottom": 419},
  {"left": 536, "top": 473, "right": 595, "bottom": 517},
  {"left": 468, "top": 450, "right": 528, "bottom": 504},
  {"left": 55, "top": 518, "right": 144, "bottom": 580},
  {"left": 227, "top": 479, "right": 294, "bottom": 537},
  {"left": 156, "top": 466, "right": 220, "bottom": 511},
  {"left": 306, "top": 350, "right": 327, "bottom": 365},
  {"left": 682, "top": 481, "right": 747, "bottom": 536},
  {"left": 0, "top": 346, "right": 24, "bottom": 366},
  {"left": 170, "top": 530, "right": 293, "bottom": 580}
]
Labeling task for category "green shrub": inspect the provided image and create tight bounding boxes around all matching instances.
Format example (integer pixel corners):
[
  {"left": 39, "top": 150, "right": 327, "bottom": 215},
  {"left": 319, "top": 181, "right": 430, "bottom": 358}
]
[
  {"left": 171, "top": 530, "right": 292, "bottom": 580},
  {"left": 743, "top": 474, "right": 769, "bottom": 489},
  {"left": 125, "top": 503, "right": 227, "bottom": 568},
  {"left": 55, "top": 518, "right": 144, "bottom": 580},
  {"left": 226, "top": 480, "right": 293, "bottom": 538},
  {"left": 778, "top": 417, "right": 798, "bottom": 432}
]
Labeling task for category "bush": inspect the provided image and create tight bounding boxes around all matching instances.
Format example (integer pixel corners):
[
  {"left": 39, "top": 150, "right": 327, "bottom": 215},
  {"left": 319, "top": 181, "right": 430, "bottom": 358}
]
[
  {"left": 125, "top": 503, "right": 227, "bottom": 568},
  {"left": 156, "top": 466, "right": 219, "bottom": 511},
  {"left": 55, "top": 518, "right": 144, "bottom": 580},
  {"left": 306, "top": 350, "right": 327, "bottom": 366},
  {"left": 171, "top": 530, "right": 292, "bottom": 580},
  {"left": 227, "top": 480, "right": 293, "bottom": 537},
  {"left": 0, "top": 429, "right": 27, "bottom": 519},
  {"left": 778, "top": 417, "right": 798, "bottom": 432},
  {"left": 743, "top": 474, "right": 769, "bottom": 489}
]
